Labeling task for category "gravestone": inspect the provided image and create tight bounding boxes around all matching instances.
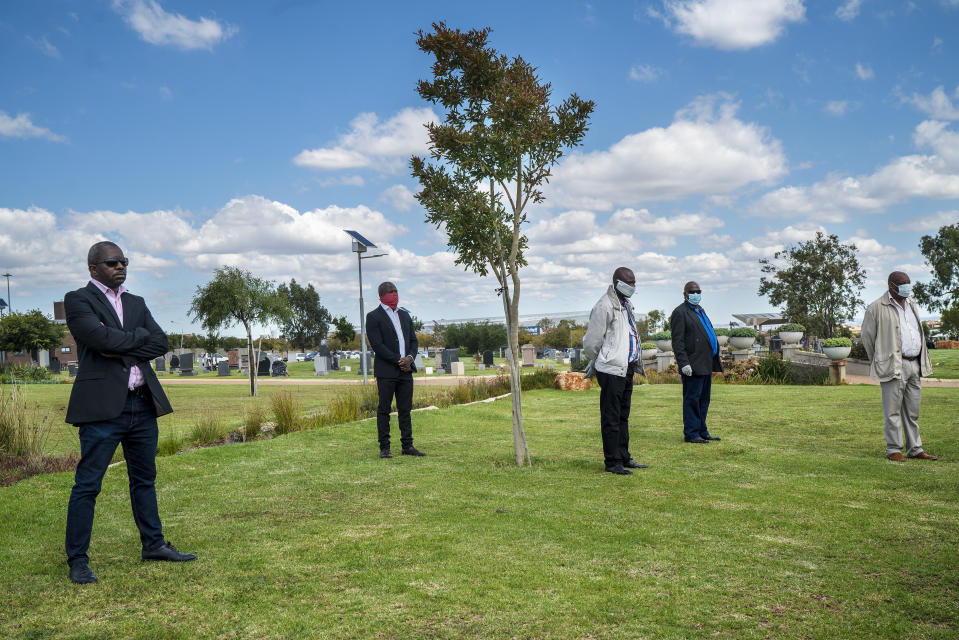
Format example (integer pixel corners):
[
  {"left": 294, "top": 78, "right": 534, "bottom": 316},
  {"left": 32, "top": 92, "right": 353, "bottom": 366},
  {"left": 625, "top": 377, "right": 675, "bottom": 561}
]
[
  {"left": 482, "top": 349, "right": 494, "bottom": 366},
  {"left": 425, "top": 366, "right": 434, "bottom": 375},
  {"left": 450, "top": 361, "right": 465, "bottom": 375},
  {"left": 434, "top": 349, "right": 444, "bottom": 370},
  {"left": 478, "top": 364, "right": 485, "bottom": 371},
  {"left": 521, "top": 344, "right": 536, "bottom": 367},
  {"left": 314, "top": 356, "right": 329, "bottom": 376},
  {"left": 217, "top": 360, "right": 230, "bottom": 377},
  {"left": 569, "top": 349, "right": 581, "bottom": 368},
  {"left": 155, "top": 357, "right": 165, "bottom": 372},
  {"left": 228, "top": 349, "right": 240, "bottom": 369},
  {"left": 68, "top": 363, "right": 77, "bottom": 377},
  {"left": 239, "top": 352, "right": 250, "bottom": 374},
  {"left": 331, "top": 355, "right": 340, "bottom": 370},
  {"left": 49, "top": 357, "right": 61, "bottom": 374},
  {"left": 357, "top": 352, "right": 372, "bottom": 375},
  {"left": 258, "top": 355, "right": 271, "bottom": 376},
  {"left": 441, "top": 348, "right": 459, "bottom": 374},
  {"left": 319, "top": 345, "right": 331, "bottom": 358},
  {"left": 178, "top": 352, "right": 194, "bottom": 376},
  {"left": 413, "top": 353, "right": 424, "bottom": 371}
]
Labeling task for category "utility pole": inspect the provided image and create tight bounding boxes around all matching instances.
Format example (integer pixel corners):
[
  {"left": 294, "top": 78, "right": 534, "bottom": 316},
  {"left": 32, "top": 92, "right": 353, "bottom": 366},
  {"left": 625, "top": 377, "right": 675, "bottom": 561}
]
[{"left": 2, "top": 273, "right": 11, "bottom": 315}]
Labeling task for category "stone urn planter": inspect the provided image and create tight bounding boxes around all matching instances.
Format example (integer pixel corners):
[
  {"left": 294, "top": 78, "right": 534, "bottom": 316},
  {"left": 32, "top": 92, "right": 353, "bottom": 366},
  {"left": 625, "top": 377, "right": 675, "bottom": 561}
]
[
  {"left": 779, "top": 332, "right": 803, "bottom": 345},
  {"left": 729, "top": 336, "right": 755, "bottom": 350},
  {"left": 822, "top": 346, "right": 851, "bottom": 360},
  {"left": 641, "top": 348, "right": 658, "bottom": 360},
  {"left": 716, "top": 335, "right": 729, "bottom": 348},
  {"left": 654, "top": 340, "right": 673, "bottom": 353}
]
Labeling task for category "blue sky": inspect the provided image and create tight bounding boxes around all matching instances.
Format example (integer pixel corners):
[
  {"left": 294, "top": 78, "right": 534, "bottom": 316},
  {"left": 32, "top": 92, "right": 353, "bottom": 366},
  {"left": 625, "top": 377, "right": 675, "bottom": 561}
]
[{"left": 1, "top": 0, "right": 958, "bottom": 335}]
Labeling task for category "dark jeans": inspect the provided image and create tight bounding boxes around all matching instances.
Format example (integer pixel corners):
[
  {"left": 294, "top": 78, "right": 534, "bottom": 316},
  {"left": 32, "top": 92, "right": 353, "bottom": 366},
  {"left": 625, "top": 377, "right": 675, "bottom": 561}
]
[
  {"left": 595, "top": 365, "right": 635, "bottom": 467},
  {"left": 65, "top": 391, "right": 164, "bottom": 565},
  {"left": 376, "top": 376, "right": 414, "bottom": 450},
  {"left": 682, "top": 374, "right": 713, "bottom": 441}
]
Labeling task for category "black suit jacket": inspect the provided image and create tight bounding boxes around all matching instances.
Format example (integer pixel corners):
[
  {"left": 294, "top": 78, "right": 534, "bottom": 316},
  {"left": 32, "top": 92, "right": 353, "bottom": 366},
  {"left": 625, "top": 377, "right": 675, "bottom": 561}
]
[
  {"left": 365, "top": 305, "right": 418, "bottom": 379},
  {"left": 64, "top": 282, "right": 173, "bottom": 424},
  {"left": 670, "top": 302, "right": 723, "bottom": 376}
]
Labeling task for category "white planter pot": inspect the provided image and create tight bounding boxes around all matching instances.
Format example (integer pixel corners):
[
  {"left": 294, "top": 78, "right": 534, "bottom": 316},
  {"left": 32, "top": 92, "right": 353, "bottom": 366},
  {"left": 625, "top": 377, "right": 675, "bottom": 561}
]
[
  {"left": 655, "top": 340, "right": 673, "bottom": 353},
  {"left": 822, "top": 346, "right": 851, "bottom": 361},
  {"left": 779, "top": 331, "right": 803, "bottom": 345},
  {"left": 729, "top": 336, "right": 755, "bottom": 350},
  {"left": 716, "top": 335, "right": 729, "bottom": 347},
  {"left": 641, "top": 348, "right": 657, "bottom": 360}
]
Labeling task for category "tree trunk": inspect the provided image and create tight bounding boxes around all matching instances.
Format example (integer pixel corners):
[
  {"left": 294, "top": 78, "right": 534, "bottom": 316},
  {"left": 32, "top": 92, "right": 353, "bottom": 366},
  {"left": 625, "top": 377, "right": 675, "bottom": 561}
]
[
  {"left": 500, "top": 286, "right": 530, "bottom": 467},
  {"left": 244, "top": 321, "right": 256, "bottom": 397}
]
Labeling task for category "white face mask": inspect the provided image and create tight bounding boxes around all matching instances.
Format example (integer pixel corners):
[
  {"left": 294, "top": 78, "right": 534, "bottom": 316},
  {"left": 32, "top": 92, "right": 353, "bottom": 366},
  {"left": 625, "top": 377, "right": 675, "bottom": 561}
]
[
  {"left": 615, "top": 280, "right": 635, "bottom": 298},
  {"left": 895, "top": 282, "right": 912, "bottom": 298}
]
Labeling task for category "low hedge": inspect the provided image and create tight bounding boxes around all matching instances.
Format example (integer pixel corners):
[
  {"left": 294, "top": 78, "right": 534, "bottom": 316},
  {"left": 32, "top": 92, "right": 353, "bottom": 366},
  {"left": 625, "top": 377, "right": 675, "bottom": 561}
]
[
  {"left": 640, "top": 342, "right": 657, "bottom": 350},
  {"left": 649, "top": 331, "right": 671, "bottom": 341},
  {"left": 822, "top": 337, "right": 852, "bottom": 348},
  {"left": 777, "top": 323, "right": 805, "bottom": 333},
  {"left": 714, "top": 328, "right": 731, "bottom": 336},
  {"left": 728, "top": 327, "right": 757, "bottom": 338}
]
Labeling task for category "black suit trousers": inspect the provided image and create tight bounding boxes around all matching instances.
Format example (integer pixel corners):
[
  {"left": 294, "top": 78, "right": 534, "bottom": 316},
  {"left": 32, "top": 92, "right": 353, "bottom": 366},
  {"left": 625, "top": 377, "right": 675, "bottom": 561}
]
[
  {"left": 376, "top": 376, "right": 414, "bottom": 449},
  {"left": 595, "top": 368, "right": 634, "bottom": 466}
]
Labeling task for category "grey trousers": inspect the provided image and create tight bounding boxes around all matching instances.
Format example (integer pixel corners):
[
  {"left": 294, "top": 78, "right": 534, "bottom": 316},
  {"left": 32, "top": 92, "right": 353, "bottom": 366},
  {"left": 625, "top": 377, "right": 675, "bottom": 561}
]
[{"left": 880, "top": 357, "right": 924, "bottom": 456}]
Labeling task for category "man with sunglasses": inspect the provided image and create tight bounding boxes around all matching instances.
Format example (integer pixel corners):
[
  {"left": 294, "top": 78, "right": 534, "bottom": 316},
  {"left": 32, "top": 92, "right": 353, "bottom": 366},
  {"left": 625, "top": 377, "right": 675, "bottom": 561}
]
[
  {"left": 670, "top": 281, "right": 723, "bottom": 444},
  {"left": 63, "top": 241, "right": 195, "bottom": 585}
]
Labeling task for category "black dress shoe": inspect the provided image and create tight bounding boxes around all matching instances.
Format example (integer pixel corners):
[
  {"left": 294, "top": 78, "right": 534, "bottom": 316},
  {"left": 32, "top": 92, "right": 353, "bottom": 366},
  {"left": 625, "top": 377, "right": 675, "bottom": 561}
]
[
  {"left": 69, "top": 562, "right": 97, "bottom": 584},
  {"left": 142, "top": 542, "right": 197, "bottom": 562},
  {"left": 401, "top": 447, "right": 426, "bottom": 456},
  {"left": 685, "top": 437, "right": 709, "bottom": 443},
  {"left": 703, "top": 435, "right": 721, "bottom": 441},
  {"left": 380, "top": 449, "right": 393, "bottom": 458},
  {"left": 605, "top": 464, "right": 632, "bottom": 475},
  {"left": 624, "top": 459, "right": 649, "bottom": 469}
]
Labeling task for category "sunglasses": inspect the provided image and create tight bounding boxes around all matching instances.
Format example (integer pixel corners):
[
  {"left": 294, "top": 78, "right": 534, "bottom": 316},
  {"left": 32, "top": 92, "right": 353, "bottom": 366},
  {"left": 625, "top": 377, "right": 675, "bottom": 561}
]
[
  {"left": 687, "top": 289, "right": 702, "bottom": 294},
  {"left": 93, "top": 258, "right": 129, "bottom": 268}
]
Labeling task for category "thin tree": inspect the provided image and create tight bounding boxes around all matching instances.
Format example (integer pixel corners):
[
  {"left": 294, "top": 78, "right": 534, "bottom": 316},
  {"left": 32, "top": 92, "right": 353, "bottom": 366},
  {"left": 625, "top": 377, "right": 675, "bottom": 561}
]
[
  {"left": 913, "top": 222, "right": 959, "bottom": 313},
  {"left": 758, "top": 232, "right": 866, "bottom": 338},
  {"left": 190, "top": 266, "right": 289, "bottom": 396},
  {"left": 0, "top": 310, "right": 65, "bottom": 363},
  {"left": 277, "top": 279, "right": 332, "bottom": 350},
  {"left": 411, "top": 23, "right": 594, "bottom": 466}
]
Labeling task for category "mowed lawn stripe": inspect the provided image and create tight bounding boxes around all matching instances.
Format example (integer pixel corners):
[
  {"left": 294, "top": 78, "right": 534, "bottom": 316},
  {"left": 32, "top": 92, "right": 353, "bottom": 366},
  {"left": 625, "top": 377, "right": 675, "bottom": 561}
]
[{"left": 2, "top": 385, "right": 957, "bottom": 639}]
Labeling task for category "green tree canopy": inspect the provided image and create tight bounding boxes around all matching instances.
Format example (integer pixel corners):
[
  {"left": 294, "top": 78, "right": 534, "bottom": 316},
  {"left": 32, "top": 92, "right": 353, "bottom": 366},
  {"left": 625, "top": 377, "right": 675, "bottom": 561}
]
[
  {"left": 331, "top": 315, "right": 357, "bottom": 347},
  {"left": 411, "top": 23, "right": 594, "bottom": 466},
  {"left": 189, "top": 266, "right": 289, "bottom": 396},
  {"left": 444, "top": 322, "right": 507, "bottom": 355},
  {"left": 0, "top": 310, "right": 65, "bottom": 357},
  {"left": 758, "top": 232, "right": 866, "bottom": 339},
  {"left": 277, "top": 279, "right": 332, "bottom": 350},
  {"left": 913, "top": 223, "right": 959, "bottom": 315}
]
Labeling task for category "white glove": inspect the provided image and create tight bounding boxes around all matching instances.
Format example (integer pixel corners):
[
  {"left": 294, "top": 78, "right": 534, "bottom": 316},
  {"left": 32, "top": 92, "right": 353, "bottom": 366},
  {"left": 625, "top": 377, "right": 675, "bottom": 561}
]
[{"left": 681, "top": 365, "right": 693, "bottom": 376}]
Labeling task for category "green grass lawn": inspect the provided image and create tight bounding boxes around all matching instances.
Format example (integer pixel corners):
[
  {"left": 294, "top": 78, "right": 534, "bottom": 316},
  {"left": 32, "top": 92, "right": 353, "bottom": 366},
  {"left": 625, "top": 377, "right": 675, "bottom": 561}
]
[
  {"left": 2, "top": 385, "right": 957, "bottom": 639},
  {"left": 929, "top": 347, "right": 959, "bottom": 378}
]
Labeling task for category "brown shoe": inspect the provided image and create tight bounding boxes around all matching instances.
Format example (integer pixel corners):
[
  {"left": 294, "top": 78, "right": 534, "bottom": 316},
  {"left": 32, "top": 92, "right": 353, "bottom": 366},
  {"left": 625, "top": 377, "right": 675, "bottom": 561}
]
[
  {"left": 379, "top": 449, "right": 392, "bottom": 459},
  {"left": 887, "top": 452, "right": 905, "bottom": 461},
  {"left": 908, "top": 451, "right": 938, "bottom": 460}
]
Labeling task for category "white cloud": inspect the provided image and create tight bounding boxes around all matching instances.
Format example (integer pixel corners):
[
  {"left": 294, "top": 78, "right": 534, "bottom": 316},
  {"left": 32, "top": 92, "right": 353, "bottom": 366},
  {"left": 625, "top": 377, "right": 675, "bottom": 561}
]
[
  {"left": 904, "top": 85, "right": 959, "bottom": 120},
  {"left": 380, "top": 184, "right": 418, "bottom": 211},
  {"left": 0, "top": 111, "right": 66, "bottom": 142},
  {"left": 836, "top": 0, "right": 863, "bottom": 21},
  {"left": 316, "top": 175, "right": 365, "bottom": 187},
  {"left": 293, "top": 107, "right": 438, "bottom": 172},
  {"left": 753, "top": 120, "right": 959, "bottom": 220},
  {"left": 159, "top": 86, "right": 173, "bottom": 100},
  {"left": 888, "top": 210, "right": 959, "bottom": 231},
  {"left": 629, "top": 64, "right": 663, "bottom": 82},
  {"left": 551, "top": 94, "right": 787, "bottom": 209},
  {"left": 113, "top": 0, "right": 236, "bottom": 51},
  {"left": 855, "top": 63, "right": 874, "bottom": 80},
  {"left": 824, "top": 100, "right": 849, "bottom": 116},
  {"left": 27, "top": 35, "right": 61, "bottom": 59},
  {"left": 659, "top": 0, "right": 805, "bottom": 50}
]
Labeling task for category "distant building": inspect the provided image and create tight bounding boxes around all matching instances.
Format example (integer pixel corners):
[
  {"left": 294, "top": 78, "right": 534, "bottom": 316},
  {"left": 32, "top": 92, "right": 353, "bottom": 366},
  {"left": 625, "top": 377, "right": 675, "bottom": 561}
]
[{"left": 0, "top": 301, "right": 77, "bottom": 367}]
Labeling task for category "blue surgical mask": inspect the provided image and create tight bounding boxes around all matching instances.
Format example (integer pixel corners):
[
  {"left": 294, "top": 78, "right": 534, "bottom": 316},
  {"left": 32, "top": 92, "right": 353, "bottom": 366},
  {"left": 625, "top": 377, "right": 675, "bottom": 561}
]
[
  {"left": 615, "top": 280, "right": 635, "bottom": 298},
  {"left": 687, "top": 293, "right": 702, "bottom": 305},
  {"left": 896, "top": 283, "right": 912, "bottom": 298}
]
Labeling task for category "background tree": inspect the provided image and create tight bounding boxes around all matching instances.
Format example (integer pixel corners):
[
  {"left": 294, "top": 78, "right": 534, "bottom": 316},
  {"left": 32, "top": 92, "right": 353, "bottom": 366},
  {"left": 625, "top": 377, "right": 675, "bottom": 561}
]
[
  {"left": 410, "top": 315, "right": 425, "bottom": 332},
  {"left": 411, "top": 23, "right": 594, "bottom": 466},
  {"left": 758, "top": 232, "right": 866, "bottom": 339},
  {"left": 0, "top": 310, "right": 65, "bottom": 361},
  {"left": 913, "top": 223, "right": 959, "bottom": 333},
  {"left": 542, "top": 320, "right": 572, "bottom": 349},
  {"left": 330, "top": 315, "right": 358, "bottom": 351},
  {"left": 190, "top": 266, "right": 289, "bottom": 396},
  {"left": 201, "top": 330, "right": 220, "bottom": 354},
  {"left": 536, "top": 317, "right": 555, "bottom": 332},
  {"left": 277, "top": 279, "right": 332, "bottom": 350}
]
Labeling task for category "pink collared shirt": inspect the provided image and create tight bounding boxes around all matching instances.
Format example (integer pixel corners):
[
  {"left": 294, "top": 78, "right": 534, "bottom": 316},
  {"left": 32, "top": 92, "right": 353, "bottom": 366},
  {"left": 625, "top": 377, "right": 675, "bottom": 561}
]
[{"left": 90, "top": 279, "right": 145, "bottom": 390}]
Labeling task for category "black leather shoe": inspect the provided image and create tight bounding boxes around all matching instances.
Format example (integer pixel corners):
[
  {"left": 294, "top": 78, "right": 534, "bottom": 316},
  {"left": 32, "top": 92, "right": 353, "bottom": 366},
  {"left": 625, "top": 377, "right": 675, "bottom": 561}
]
[
  {"left": 142, "top": 542, "right": 197, "bottom": 562},
  {"left": 69, "top": 562, "right": 97, "bottom": 584},
  {"left": 401, "top": 447, "right": 426, "bottom": 456},
  {"left": 380, "top": 449, "right": 393, "bottom": 458},
  {"left": 605, "top": 464, "right": 632, "bottom": 475},
  {"left": 624, "top": 459, "right": 648, "bottom": 469},
  {"left": 685, "top": 437, "right": 709, "bottom": 444},
  {"left": 703, "top": 435, "right": 721, "bottom": 441}
]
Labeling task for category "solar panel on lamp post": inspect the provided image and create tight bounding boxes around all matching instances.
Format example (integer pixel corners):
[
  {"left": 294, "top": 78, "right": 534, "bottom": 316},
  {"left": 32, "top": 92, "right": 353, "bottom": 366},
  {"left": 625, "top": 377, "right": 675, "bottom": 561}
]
[{"left": 345, "top": 230, "right": 387, "bottom": 386}]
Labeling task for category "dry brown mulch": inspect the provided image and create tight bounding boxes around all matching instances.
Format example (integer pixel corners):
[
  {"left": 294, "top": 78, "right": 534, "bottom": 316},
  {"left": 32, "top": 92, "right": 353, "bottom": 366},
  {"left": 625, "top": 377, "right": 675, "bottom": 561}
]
[{"left": 0, "top": 453, "right": 79, "bottom": 487}]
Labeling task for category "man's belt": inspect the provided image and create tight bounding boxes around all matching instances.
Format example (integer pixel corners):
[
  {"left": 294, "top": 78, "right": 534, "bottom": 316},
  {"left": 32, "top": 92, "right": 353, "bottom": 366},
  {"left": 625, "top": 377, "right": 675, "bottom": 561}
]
[
  {"left": 902, "top": 354, "right": 919, "bottom": 361},
  {"left": 128, "top": 385, "right": 150, "bottom": 397}
]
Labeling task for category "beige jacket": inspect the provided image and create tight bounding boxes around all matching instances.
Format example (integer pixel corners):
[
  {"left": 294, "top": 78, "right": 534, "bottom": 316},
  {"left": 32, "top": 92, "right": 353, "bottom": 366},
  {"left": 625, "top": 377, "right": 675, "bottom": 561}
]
[
  {"left": 583, "top": 285, "right": 644, "bottom": 377},
  {"left": 860, "top": 293, "right": 932, "bottom": 382}
]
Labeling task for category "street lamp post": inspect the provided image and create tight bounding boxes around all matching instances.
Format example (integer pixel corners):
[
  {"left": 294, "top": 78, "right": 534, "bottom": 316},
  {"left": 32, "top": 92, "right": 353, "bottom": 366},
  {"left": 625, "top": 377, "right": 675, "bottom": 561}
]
[
  {"left": 2, "top": 273, "right": 11, "bottom": 316},
  {"left": 345, "top": 231, "right": 386, "bottom": 386}
]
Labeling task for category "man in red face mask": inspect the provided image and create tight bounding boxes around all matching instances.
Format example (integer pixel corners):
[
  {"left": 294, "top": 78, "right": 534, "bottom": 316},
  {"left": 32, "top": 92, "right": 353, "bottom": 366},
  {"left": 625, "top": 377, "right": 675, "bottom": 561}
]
[{"left": 365, "top": 281, "right": 425, "bottom": 458}]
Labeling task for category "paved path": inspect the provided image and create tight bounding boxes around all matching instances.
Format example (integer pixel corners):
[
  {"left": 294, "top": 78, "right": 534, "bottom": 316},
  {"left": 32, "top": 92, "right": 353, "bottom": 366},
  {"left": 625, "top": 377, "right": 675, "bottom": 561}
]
[
  {"left": 157, "top": 375, "right": 476, "bottom": 387},
  {"left": 845, "top": 374, "right": 959, "bottom": 388}
]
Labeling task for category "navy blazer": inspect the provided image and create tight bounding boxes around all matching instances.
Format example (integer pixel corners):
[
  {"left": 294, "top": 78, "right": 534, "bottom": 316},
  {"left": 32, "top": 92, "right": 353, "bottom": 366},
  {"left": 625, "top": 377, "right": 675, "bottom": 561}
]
[
  {"left": 670, "top": 302, "right": 724, "bottom": 376},
  {"left": 365, "top": 305, "right": 418, "bottom": 379},
  {"left": 64, "top": 282, "right": 173, "bottom": 424}
]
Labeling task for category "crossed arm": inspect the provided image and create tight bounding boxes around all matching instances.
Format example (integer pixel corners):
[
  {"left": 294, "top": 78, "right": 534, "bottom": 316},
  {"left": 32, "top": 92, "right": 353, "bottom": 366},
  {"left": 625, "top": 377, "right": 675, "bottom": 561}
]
[{"left": 64, "top": 292, "right": 169, "bottom": 364}]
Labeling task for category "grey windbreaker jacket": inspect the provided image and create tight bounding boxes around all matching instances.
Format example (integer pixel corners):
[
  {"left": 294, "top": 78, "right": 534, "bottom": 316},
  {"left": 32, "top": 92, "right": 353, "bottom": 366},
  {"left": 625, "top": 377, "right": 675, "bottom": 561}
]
[{"left": 582, "top": 285, "right": 645, "bottom": 378}]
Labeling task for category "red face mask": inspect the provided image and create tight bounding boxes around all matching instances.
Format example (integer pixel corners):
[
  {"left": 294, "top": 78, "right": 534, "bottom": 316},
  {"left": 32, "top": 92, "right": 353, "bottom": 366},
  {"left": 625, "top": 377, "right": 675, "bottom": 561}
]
[{"left": 380, "top": 292, "right": 398, "bottom": 310}]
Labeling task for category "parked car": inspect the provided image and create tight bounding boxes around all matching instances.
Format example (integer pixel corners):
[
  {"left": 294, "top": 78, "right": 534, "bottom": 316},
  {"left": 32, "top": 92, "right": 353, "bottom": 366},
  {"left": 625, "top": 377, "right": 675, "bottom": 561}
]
[{"left": 293, "top": 352, "right": 307, "bottom": 362}]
